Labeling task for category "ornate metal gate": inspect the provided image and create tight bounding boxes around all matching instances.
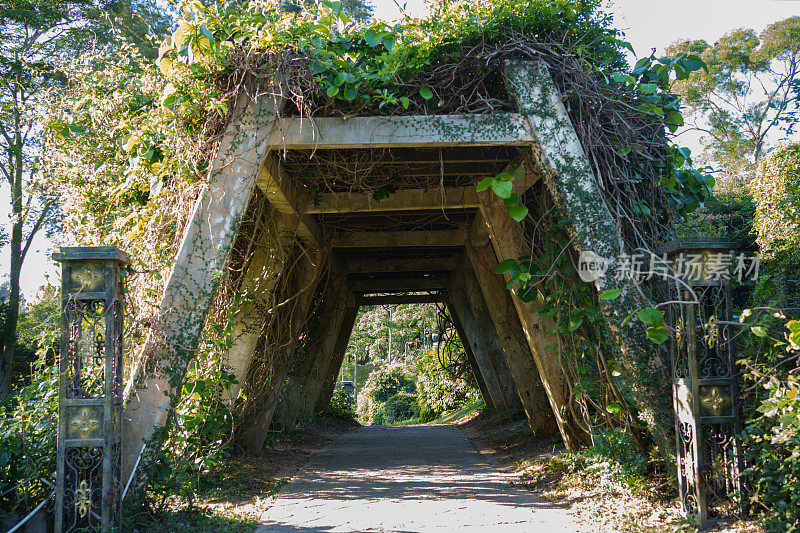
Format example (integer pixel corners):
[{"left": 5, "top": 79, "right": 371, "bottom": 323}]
[
  {"left": 54, "top": 247, "right": 129, "bottom": 533},
  {"left": 660, "top": 239, "right": 743, "bottom": 524}
]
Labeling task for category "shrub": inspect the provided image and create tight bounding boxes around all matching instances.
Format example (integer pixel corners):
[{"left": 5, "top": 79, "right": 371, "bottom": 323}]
[
  {"left": 0, "top": 364, "right": 58, "bottom": 515},
  {"left": 745, "top": 375, "right": 800, "bottom": 531},
  {"left": 382, "top": 392, "right": 420, "bottom": 424},
  {"left": 751, "top": 143, "right": 800, "bottom": 307},
  {"left": 322, "top": 386, "right": 357, "bottom": 423},
  {"left": 357, "top": 365, "right": 418, "bottom": 425},
  {"left": 741, "top": 317, "right": 800, "bottom": 532},
  {"left": 586, "top": 428, "right": 648, "bottom": 480},
  {"left": 414, "top": 348, "right": 481, "bottom": 416}
]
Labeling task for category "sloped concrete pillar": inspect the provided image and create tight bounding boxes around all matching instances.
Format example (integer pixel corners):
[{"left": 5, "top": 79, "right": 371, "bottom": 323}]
[
  {"left": 455, "top": 261, "right": 525, "bottom": 417},
  {"left": 314, "top": 304, "right": 359, "bottom": 413},
  {"left": 445, "top": 300, "right": 495, "bottom": 410},
  {"left": 464, "top": 245, "right": 557, "bottom": 434},
  {"left": 504, "top": 60, "right": 673, "bottom": 457},
  {"left": 478, "top": 186, "right": 588, "bottom": 450},
  {"left": 297, "top": 269, "right": 351, "bottom": 418},
  {"left": 122, "top": 90, "right": 285, "bottom": 490},
  {"left": 273, "top": 285, "right": 346, "bottom": 430},
  {"left": 225, "top": 213, "right": 300, "bottom": 405},
  {"left": 447, "top": 277, "right": 514, "bottom": 414},
  {"left": 237, "top": 249, "right": 325, "bottom": 454}
]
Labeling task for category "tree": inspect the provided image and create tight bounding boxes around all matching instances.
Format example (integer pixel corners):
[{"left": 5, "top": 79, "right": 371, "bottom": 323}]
[
  {"left": 0, "top": 0, "right": 170, "bottom": 399},
  {"left": 668, "top": 17, "right": 800, "bottom": 189},
  {"left": 283, "top": 0, "right": 374, "bottom": 23}
]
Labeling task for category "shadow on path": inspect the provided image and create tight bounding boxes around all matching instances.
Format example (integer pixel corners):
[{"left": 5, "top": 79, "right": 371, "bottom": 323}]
[{"left": 256, "top": 425, "right": 587, "bottom": 532}]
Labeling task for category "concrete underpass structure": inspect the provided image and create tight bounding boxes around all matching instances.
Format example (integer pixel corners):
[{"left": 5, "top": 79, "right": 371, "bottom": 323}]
[{"left": 120, "top": 60, "right": 642, "bottom": 492}]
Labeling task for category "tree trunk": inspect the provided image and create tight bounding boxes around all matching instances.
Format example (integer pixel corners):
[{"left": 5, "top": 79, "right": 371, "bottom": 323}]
[{"left": 0, "top": 126, "right": 25, "bottom": 400}]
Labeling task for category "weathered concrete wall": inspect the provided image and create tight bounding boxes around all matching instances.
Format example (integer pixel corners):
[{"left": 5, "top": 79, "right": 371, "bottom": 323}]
[
  {"left": 504, "top": 60, "right": 673, "bottom": 458},
  {"left": 122, "top": 90, "right": 285, "bottom": 491}
]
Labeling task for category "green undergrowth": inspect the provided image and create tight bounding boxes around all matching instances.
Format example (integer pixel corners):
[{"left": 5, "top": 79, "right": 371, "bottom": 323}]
[
  {"left": 129, "top": 506, "right": 260, "bottom": 533},
  {"left": 428, "top": 399, "right": 485, "bottom": 425},
  {"left": 134, "top": 414, "right": 356, "bottom": 532}
]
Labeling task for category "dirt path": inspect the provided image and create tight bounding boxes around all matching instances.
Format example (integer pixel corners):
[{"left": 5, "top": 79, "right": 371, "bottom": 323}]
[{"left": 255, "top": 424, "right": 587, "bottom": 532}]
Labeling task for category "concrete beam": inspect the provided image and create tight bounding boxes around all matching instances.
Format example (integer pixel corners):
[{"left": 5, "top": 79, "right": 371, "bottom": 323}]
[
  {"left": 299, "top": 272, "right": 352, "bottom": 418},
  {"left": 470, "top": 209, "right": 491, "bottom": 247},
  {"left": 256, "top": 157, "right": 323, "bottom": 246},
  {"left": 444, "top": 299, "right": 495, "bottom": 410},
  {"left": 356, "top": 293, "right": 445, "bottom": 305},
  {"left": 451, "top": 270, "right": 523, "bottom": 416},
  {"left": 269, "top": 113, "right": 534, "bottom": 149},
  {"left": 224, "top": 238, "right": 290, "bottom": 404},
  {"left": 348, "top": 276, "right": 449, "bottom": 293},
  {"left": 331, "top": 229, "right": 466, "bottom": 248},
  {"left": 237, "top": 249, "right": 325, "bottom": 452},
  {"left": 315, "top": 305, "right": 359, "bottom": 413},
  {"left": 305, "top": 187, "right": 479, "bottom": 214},
  {"left": 505, "top": 60, "right": 673, "bottom": 457},
  {"left": 477, "top": 181, "right": 587, "bottom": 450},
  {"left": 346, "top": 255, "right": 459, "bottom": 274}
]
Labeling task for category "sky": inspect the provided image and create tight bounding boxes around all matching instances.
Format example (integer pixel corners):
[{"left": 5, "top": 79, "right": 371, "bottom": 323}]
[{"left": 3, "top": 0, "right": 800, "bottom": 301}]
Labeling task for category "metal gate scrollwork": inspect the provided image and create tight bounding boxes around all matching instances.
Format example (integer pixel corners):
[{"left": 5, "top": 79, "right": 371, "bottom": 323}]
[
  {"left": 659, "top": 238, "right": 743, "bottom": 525},
  {"left": 54, "top": 247, "right": 129, "bottom": 533}
]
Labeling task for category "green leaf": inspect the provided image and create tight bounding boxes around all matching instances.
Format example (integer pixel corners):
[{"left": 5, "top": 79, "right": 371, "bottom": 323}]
[
  {"left": 647, "top": 326, "right": 669, "bottom": 344},
  {"left": 364, "top": 28, "right": 381, "bottom": 47},
  {"left": 606, "top": 402, "right": 621, "bottom": 414},
  {"left": 508, "top": 205, "right": 528, "bottom": 221},
  {"left": 640, "top": 83, "right": 658, "bottom": 94},
  {"left": 420, "top": 87, "right": 434, "bottom": 100},
  {"left": 310, "top": 60, "right": 330, "bottom": 74},
  {"left": 599, "top": 288, "right": 622, "bottom": 300},
  {"left": 495, "top": 171, "right": 515, "bottom": 181},
  {"left": 491, "top": 179, "right": 513, "bottom": 199},
  {"left": 344, "top": 87, "right": 357, "bottom": 101},
  {"left": 612, "top": 72, "right": 629, "bottom": 84},
  {"left": 751, "top": 326, "right": 768, "bottom": 338},
  {"left": 476, "top": 176, "right": 493, "bottom": 192},
  {"left": 199, "top": 25, "right": 215, "bottom": 44},
  {"left": 616, "top": 146, "right": 632, "bottom": 157},
  {"left": 504, "top": 193, "right": 521, "bottom": 207},
  {"left": 684, "top": 55, "right": 704, "bottom": 71},
  {"left": 326, "top": 85, "right": 340, "bottom": 97},
  {"left": 383, "top": 37, "right": 395, "bottom": 52},
  {"left": 495, "top": 259, "right": 519, "bottom": 275},
  {"left": 569, "top": 316, "right": 584, "bottom": 331},
  {"left": 638, "top": 307, "right": 664, "bottom": 326}
]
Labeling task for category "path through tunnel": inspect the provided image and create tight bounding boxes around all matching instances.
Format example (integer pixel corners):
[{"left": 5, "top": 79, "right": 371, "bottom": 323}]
[{"left": 255, "top": 176, "right": 563, "bottom": 451}]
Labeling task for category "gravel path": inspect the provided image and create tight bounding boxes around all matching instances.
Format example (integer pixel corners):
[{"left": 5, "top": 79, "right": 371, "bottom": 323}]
[{"left": 255, "top": 424, "right": 587, "bottom": 532}]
